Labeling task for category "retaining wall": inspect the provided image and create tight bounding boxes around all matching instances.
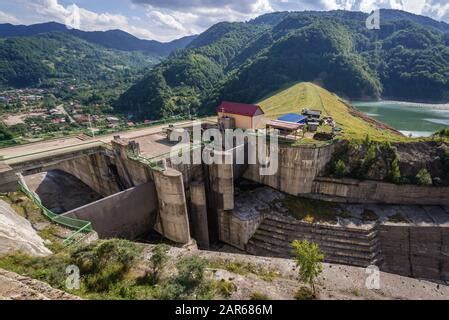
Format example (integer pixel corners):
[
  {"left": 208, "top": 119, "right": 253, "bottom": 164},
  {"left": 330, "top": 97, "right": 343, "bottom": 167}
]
[
  {"left": 311, "top": 177, "right": 449, "bottom": 206},
  {"left": 243, "top": 144, "right": 335, "bottom": 195},
  {"left": 63, "top": 182, "right": 158, "bottom": 240},
  {"left": 379, "top": 224, "right": 449, "bottom": 281}
]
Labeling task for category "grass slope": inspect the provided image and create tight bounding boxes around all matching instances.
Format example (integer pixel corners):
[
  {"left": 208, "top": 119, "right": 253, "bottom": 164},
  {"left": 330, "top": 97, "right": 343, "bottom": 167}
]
[{"left": 258, "top": 82, "right": 408, "bottom": 142}]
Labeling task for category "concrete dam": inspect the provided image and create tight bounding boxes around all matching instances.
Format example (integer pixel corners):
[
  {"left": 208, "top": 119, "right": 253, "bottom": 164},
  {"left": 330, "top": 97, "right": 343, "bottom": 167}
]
[{"left": 1, "top": 123, "right": 449, "bottom": 282}]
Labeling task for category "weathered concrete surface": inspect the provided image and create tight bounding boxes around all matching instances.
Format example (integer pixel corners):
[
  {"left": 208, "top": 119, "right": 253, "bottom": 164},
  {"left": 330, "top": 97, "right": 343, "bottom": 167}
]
[
  {"left": 23, "top": 170, "right": 103, "bottom": 214},
  {"left": 243, "top": 144, "right": 335, "bottom": 195},
  {"left": 153, "top": 168, "right": 191, "bottom": 244},
  {"left": 311, "top": 177, "right": 449, "bottom": 206},
  {"left": 189, "top": 181, "right": 210, "bottom": 249},
  {"left": 0, "top": 268, "right": 80, "bottom": 300},
  {"left": 63, "top": 182, "right": 158, "bottom": 240},
  {"left": 50, "top": 152, "right": 122, "bottom": 197},
  {"left": 379, "top": 225, "right": 449, "bottom": 281},
  {"left": 0, "top": 200, "right": 51, "bottom": 257},
  {"left": 0, "top": 162, "right": 18, "bottom": 192}
]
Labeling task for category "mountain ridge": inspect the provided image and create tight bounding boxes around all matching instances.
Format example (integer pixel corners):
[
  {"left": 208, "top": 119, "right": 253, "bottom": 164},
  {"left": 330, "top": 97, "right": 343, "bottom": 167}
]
[
  {"left": 0, "top": 21, "right": 197, "bottom": 56},
  {"left": 116, "top": 9, "right": 449, "bottom": 120}
]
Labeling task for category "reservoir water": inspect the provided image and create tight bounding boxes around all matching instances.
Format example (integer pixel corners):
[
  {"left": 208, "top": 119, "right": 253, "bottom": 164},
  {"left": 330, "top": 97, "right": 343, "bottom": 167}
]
[{"left": 352, "top": 100, "right": 449, "bottom": 137}]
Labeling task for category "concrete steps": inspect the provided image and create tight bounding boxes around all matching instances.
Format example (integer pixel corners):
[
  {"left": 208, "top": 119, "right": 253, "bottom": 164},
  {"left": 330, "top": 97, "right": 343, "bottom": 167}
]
[{"left": 246, "top": 214, "right": 382, "bottom": 268}]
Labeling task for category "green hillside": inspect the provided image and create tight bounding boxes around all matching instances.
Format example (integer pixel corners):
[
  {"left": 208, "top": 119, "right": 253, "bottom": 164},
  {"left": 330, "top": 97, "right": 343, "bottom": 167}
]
[
  {"left": 117, "top": 9, "right": 449, "bottom": 120},
  {"left": 0, "top": 32, "right": 157, "bottom": 88},
  {"left": 259, "top": 82, "right": 407, "bottom": 142}
]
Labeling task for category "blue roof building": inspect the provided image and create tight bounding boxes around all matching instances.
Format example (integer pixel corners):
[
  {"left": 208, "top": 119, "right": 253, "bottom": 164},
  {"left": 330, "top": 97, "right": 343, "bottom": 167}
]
[{"left": 277, "top": 113, "right": 307, "bottom": 124}]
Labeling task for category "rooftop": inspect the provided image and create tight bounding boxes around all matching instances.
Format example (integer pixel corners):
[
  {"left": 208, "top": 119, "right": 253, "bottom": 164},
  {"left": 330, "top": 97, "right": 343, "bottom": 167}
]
[
  {"left": 277, "top": 113, "right": 307, "bottom": 123},
  {"left": 217, "top": 101, "right": 264, "bottom": 117}
]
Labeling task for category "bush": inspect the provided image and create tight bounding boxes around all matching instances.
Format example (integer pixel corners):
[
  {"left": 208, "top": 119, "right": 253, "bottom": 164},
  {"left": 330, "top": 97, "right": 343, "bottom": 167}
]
[
  {"left": 415, "top": 168, "right": 432, "bottom": 186},
  {"left": 294, "top": 286, "right": 316, "bottom": 300},
  {"left": 70, "top": 239, "right": 142, "bottom": 292},
  {"left": 0, "top": 253, "right": 69, "bottom": 290},
  {"left": 142, "top": 244, "right": 170, "bottom": 285},
  {"left": 175, "top": 256, "right": 208, "bottom": 290},
  {"left": 291, "top": 240, "right": 324, "bottom": 295},
  {"left": 334, "top": 159, "right": 346, "bottom": 178},
  {"left": 213, "top": 279, "right": 236, "bottom": 298},
  {"left": 250, "top": 292, "right": 270, "bottom": 300},
  {"left": 388, "top": 157, "right": 401, "bottom": 183}
]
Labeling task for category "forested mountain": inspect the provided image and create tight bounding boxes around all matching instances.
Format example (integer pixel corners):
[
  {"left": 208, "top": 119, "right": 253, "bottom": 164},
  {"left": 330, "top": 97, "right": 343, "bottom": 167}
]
[
  {"left": 0, "top": 32, "right": 157, "bottom": 88},
  {"left": 116, "top": 9, "right": 449, "bottom": 120},
  {"left": 0, "top": 22, "right": 197, "bottom": 56}
]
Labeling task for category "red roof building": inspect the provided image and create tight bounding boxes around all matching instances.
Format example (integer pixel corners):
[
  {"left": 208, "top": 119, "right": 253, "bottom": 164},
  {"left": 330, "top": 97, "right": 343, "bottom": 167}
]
[{"left": 217, "top": 101, "right": 265, "bottom": 129}]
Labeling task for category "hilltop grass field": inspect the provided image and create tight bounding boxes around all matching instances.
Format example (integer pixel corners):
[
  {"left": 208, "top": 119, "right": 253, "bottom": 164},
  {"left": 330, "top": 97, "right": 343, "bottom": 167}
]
[{"left": 258, "top": 82, "right": 412, "bottom": 142}]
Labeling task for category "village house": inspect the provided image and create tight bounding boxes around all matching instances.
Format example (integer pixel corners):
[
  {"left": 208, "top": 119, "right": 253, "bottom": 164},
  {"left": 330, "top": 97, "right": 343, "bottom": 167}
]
[{"left": 217, "top": 101, "right": 265, "bottom": 130}]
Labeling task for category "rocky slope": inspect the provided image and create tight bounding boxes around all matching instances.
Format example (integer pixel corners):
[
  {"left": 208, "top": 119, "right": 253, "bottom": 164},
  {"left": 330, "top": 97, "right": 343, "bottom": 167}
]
[
  {"left": 0, "top": 268, "right": 79, "bottom": 300},
  {"left": 0, "top": 199, "right": 51, "bottom": 257}
]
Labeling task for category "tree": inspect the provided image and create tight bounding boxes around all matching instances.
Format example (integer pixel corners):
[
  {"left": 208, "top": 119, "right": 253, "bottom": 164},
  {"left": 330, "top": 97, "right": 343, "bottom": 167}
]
[
  {"left": 388, "top": 157, "right": 401, "bottom": 184},
  {"left": 334, "top": 159, "right": 346, "bottom": 178},
  {"left": 291, "top": 240, "right": 324, "bottom": 296},
  {"left": 415, "top": 168, "right": 432, "bottom": 186},
  {"left": 175, "top": 256, "right": 208, "bottom": 290},
  {"left": 148, "top": 244, "right": 170, "bottom": 284}
]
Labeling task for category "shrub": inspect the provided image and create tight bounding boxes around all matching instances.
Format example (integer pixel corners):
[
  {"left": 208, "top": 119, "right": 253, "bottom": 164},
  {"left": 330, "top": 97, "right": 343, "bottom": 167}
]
[
  {"left": 70, "top": 239, "right": 142, "bottom": 292},
  {"left": 250, "top": 292, "right": 270, "bottom": 300},
  {"left": 415, "top": 168, "right": 432, "bottom": 186},
  {"left": 294, "top": 286, "right": 315, "bottom": 300},
  {"left": 0, "top": 253, "right": 69, "bottom": 290},
  {"left": 213, "top": 279, "right": 236, "bottom": 298},
  {"left": 334, "top": 159, "right": 346, "bottom": 178},
  {"left": 143, "top": 244, "right": 170, "bottom": 285},
  {"left": 175, "top": 256, "right": 207, "bottom": 289},
  {"left": 291, "top": 240, "right": 324, "bottom": 296},
  {"left": 361, "top": 209, "right": 379, "bottom": 221},
  {"left": 388, "top": 157, "right": 401, "bottom": 184}
]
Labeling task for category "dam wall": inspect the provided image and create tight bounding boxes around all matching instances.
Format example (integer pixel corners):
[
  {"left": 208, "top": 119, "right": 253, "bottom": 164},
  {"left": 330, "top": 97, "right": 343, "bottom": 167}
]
[
  {"left": 0, "top": 162, "right": 18, "bottom": 192},
  {"left": 310, "top": 177, "right": 449, "bottom": 206},
  {"left": 63, "top": 182, "right": 158, "bottom": 240},
  {"left": 49, "top": 152, "right": 122, "bottom": 197},
  {"left": 243, "top": 144, "right": 336, "bottom": 195},
  {"left": 152, "top": 168, "right": 191, "bottom": 244},
  {"left": 379, "top": 224, "right": 449, "bottom": 281}
]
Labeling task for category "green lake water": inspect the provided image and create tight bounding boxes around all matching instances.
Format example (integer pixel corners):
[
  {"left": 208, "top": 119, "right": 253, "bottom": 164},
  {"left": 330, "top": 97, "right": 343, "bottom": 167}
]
[{"left": 352, "top": 100, "right": 449, "bottom": 137}]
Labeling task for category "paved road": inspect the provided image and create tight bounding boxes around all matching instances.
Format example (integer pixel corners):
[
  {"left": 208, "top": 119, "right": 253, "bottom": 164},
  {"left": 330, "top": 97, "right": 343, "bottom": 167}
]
[{"left": 0, "top": 119, "right": 198, "bottom": 160}]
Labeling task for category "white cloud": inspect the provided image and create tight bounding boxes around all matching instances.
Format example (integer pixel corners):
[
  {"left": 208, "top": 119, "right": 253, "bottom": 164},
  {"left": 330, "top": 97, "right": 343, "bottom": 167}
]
[
  {"left": 2, "top": 0, "right": 449, "bottom": 42},
  {"left": 0, "top": 10, "right": 19, "bottom": 24}
]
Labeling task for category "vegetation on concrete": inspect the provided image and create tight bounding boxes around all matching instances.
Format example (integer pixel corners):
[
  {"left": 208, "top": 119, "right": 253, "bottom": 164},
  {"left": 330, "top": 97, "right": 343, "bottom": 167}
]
[
  {"left": 282, "top": 196, "right": 349, "bottom": 224},
  {"left": 328, "top": 137, "right": 401, "bottom": 183},
  {"left": 291, "top": 240, "right": 324, "bottom": 297},
  {"left": 208, "top": 259, "right": 280, "bottom": 282},
  {"left": 361, "top": 209, "right": 379, "bottom": 222},
  {"left": 387, "top": 213, "right": 409, "bottom": 223},
  {"left": 250, "top": 291, "right": 271, "bottom": 300},
  {"left": 415, "top": 168, "right": 433, "bottom": 186},
  {"left": 144, "top": 244, "right": 170, "bottom": 285},
  {"left": 0, "top": 240, "right": 252, "bottom": 300}
]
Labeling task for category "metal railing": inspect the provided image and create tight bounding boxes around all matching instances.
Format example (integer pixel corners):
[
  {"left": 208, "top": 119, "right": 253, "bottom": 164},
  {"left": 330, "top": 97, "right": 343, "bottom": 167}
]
[{"left": 18, "top": 178, "right": 93, "bottom": 246}]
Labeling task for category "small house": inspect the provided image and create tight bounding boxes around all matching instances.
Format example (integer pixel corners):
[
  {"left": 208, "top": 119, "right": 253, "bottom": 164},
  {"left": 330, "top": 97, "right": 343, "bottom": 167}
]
[
  {"left": 301, "top": 108, "right": 322, "bottom": 122},
  {"left": 217, "top": 101, "right": 265, "bottom": 129}
]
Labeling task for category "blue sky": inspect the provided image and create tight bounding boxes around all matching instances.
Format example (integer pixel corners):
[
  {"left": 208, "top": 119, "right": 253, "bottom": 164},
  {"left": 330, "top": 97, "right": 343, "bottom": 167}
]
[{"left": 0, "top": 1, "right": 448, "bottom": 42}]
